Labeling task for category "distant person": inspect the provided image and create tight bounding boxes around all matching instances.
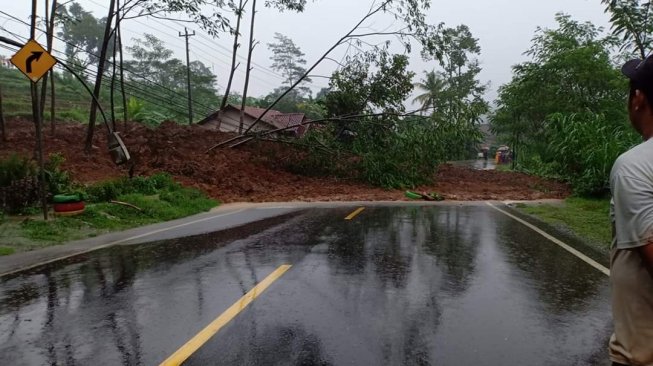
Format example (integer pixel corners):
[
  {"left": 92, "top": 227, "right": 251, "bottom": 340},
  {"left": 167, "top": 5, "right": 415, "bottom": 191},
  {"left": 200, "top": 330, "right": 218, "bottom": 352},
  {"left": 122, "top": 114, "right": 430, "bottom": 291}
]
[{"left": 609, "top": 55, "right": 653, "bottom": 366}]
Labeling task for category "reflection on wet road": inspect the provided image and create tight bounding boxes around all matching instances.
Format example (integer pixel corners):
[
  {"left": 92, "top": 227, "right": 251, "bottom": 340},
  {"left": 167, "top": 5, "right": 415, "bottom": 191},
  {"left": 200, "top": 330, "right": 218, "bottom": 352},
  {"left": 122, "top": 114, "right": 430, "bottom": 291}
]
[{"left": 0, "top": 206, "right": 611, "bottom": 365}]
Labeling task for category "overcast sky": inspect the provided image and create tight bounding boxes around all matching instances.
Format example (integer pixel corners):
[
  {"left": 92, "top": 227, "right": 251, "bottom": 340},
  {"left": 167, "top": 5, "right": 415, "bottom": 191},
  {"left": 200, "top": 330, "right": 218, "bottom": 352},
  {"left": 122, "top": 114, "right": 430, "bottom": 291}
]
[{"left": 1, "top": 0, "right": 611, "bottom": 108}]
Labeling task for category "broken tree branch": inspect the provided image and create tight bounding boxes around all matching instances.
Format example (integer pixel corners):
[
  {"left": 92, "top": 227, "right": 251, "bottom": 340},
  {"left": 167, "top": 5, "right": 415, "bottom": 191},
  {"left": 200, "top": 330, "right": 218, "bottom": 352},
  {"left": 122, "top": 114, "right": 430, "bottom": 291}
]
[
  {"left": 224, "top": 109, "right": 431, "bottom": 149},
  {"left": 236, "top": 0, "right": 392, "bottom": 137},
  {"left": 109, "top": 200, "right": 143, "bottom": 211},
  {"left": 220, "top": 0, "right": 246, "bottom": 111}
]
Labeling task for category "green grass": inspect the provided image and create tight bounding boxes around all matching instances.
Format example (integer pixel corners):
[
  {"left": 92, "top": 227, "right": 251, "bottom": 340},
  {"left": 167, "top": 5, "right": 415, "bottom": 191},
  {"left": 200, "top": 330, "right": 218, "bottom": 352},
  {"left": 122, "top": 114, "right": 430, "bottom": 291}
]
[
  {"left": 19, "top": 189, "right": 217, "bottom": 244},
  {"left": 0, "top": 174, "right": 219, "bottom": 253},
  {"left": 495, "top": 164, "right": 514, "bottom": 172},
  {"left": 516, "top": 197, "right": 611, "bottom": 251},
  {"left": 0, "top": 247, "right": 15, "bottom": 256}
]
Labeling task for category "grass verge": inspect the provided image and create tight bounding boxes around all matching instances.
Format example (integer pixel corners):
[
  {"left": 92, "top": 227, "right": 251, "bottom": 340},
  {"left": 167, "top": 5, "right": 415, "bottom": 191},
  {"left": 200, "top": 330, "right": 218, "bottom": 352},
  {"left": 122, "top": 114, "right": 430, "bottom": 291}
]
[
  {"left": 515, "top": 197, "right": 610, "bottom": 252},
  {"left": 0, "top": 174, "right": 218, "bottom": 254},
  {"left": 495, "top": 164, "right": 513, "bottom": 172}
]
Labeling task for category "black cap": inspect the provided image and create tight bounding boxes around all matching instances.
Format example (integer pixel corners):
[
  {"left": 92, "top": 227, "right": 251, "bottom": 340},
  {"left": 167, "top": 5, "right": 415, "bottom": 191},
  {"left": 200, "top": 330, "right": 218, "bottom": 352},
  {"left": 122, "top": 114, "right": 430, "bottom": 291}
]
[{"left": 622, "top": 55, "right": 653, "bottom": 85}]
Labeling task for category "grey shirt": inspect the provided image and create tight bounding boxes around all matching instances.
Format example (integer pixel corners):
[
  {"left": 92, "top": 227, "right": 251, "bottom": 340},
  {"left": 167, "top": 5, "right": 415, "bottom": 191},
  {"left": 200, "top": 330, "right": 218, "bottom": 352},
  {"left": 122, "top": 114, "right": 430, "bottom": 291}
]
[{"left": 609, "top": 138, "right": 653, "bottom": 365}]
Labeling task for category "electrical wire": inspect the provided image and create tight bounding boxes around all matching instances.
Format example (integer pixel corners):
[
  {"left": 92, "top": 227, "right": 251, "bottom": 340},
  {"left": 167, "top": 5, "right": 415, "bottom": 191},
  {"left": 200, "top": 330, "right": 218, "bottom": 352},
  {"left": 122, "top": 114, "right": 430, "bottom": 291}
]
[
  {"left": 0, "top": 12, "right": 219, "bottom": 112},
  {"left": 0, "top": 37, "right": 213, "bottom": 119}
]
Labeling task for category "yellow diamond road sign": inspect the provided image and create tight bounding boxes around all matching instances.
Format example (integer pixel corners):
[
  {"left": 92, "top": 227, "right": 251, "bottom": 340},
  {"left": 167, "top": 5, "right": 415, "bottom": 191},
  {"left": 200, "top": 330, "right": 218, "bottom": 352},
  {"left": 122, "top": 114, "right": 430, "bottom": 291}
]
[{"left": 10, "top": 39, "right": 57, "bottom": 83}]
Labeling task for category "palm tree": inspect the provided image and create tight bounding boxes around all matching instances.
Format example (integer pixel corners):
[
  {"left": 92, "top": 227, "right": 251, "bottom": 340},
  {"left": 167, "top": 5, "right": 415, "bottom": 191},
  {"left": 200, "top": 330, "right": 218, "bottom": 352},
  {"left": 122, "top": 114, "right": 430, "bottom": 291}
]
[{"left": 412, "top": 70, "right": 445, "bottom": 114}]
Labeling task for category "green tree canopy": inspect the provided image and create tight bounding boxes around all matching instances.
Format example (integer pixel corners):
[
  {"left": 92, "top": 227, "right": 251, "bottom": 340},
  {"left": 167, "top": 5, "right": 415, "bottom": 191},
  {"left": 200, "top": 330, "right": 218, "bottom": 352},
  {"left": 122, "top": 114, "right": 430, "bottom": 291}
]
[
  {"left": 325, "top": 49, "right": 414, "bottom": 118},
  {"left": 267, "top": 33, "right": 313, "bottom": 97},
  {"left": 491, "top": 13, "right": 636, "bottom": 195},
  {"left": 124, "top": 34, "right": 218, "bottom": 122},
  {"left": 601, "top": 0, "right": 653, "bottom": 58},
  {"left": 433, "top": 25, "right": 488, "bottom": 128},
  {"left": 57, "top": 2, "right": 112, "bottom": 71},
  {"left": 412, "top": 70, "right": 445, "bottom": 113},
  {"left": 492, "top": 13, "right": 626, "bottom": 145}
]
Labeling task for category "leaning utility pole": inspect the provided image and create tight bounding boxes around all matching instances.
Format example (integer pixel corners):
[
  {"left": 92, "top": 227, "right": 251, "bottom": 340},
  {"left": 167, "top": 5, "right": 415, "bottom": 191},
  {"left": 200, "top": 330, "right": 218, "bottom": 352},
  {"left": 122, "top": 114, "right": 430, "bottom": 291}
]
[
  {"left": 239, "top": 0, "right": 257, "bottom": 134},
  {"left": 179, "top": 27, "right": 195, "bottom": 125}
]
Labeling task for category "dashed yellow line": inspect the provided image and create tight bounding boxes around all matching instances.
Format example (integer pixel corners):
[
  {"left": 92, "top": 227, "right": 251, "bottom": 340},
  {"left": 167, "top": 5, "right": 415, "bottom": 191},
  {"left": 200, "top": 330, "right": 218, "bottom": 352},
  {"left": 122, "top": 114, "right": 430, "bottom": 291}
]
[
  {"left": 159, "top": 264, "right": 292, "bottom": 366},
  {"left": 345, "top": 207, "right": 365, "bottom": 220}
]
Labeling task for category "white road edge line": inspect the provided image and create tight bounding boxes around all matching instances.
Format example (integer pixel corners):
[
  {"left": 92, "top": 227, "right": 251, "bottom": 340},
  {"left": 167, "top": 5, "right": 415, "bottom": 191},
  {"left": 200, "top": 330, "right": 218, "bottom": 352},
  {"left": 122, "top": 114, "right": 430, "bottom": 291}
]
[
  {"left": 0, "top": 209, "right": 248, "bottom": 278},
  {"left": 486, "top": 202, "right": 610, "bottom": 277}
]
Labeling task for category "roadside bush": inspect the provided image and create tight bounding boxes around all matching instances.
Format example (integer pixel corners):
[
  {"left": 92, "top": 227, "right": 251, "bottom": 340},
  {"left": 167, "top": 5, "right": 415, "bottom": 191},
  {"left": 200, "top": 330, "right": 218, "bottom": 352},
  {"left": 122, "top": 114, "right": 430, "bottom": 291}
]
[
  {"left": 44, "top": 153, "right": 72, "bottom": 195},
  {"left": 127, "top": 98, "right": 174, "bottom": 127},
  {"left": 85, "top": 173, "right": 180, "bottom": 202},
  {"left": 361, "top": 120, "right": 480, "bottom": 188},
  {"left": 0, "top": 154, "right": 36, "bottom": 186},
  {"left": 533, "top": 113, "right": 639, "bottom": 196},
  {"left": 287, "top": 116, "right": 481, "bottom": 189},
  {"left": 0, "top": 154, "right": 39, "bottom": 214},
  {"left": 57, "top": 108, "right": 87, "bottom": 123}
]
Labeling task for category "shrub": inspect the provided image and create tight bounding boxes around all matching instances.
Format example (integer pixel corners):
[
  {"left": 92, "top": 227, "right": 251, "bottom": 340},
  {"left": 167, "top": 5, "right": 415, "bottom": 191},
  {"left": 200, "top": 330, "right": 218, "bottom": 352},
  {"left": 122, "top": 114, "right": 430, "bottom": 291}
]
[
  {"left": 539, "top": 113, "right": 639, "bottom": 196},
  {"left": 0, "top": 155, "right": 39, "bottom": 214},
  {"left": 57, "top": 108, "right": 88, "bottom": 123},
  {"left": 44, "top": 153, "right": 72, "bottom": 195},
  {"left": 0, "top": 154, "right": 36, "bottom": 187},
  {"left": 85, "top": 173, "right": 178, "bottom": 202},
  {"left": 286, "top": 116, "right": 481, "bottom": 189}
]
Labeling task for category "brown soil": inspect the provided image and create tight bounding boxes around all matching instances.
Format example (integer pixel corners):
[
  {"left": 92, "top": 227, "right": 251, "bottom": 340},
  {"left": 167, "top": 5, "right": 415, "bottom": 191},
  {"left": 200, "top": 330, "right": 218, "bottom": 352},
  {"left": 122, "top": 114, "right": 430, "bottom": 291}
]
[{"left": 0, "top": 119, "right": 570, "bottom": 202}]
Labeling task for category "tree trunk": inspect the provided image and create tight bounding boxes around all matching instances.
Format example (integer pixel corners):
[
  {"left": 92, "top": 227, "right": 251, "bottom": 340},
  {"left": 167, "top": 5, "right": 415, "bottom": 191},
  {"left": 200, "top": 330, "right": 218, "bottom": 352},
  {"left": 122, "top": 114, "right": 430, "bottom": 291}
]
[
  {"left": 50, "top": 69, "right": 55, "bottom": 135},
  {"left": 117, "top": 1, "right": 127, "bottom": 130},
  {"left": 110, "top": 0, "right": 119, "bottom": 132},
  {"left": 49, "top": 0, "right": 57, "bottom": 135},
  {"left": 239, "top": 0, "right": 257, "bottom": 134},
  {"left": 0, "top": 84, "right": 5, "bottom": 142},
  {"left": 40, "top": 0, "right": 56, "bottom": 124},
  {"left": 221, "top": 0, "right": 245, "bottom": 111},
  {"left": 84, "top": 0, "right": 116, "bottom": 153}
]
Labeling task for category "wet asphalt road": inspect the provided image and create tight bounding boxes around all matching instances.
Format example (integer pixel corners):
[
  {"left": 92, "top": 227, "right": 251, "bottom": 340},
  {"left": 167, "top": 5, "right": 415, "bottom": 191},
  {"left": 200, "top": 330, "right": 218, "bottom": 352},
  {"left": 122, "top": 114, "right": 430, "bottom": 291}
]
[{"left": 0, "top": 205, "right": 611, "bottom": 365}]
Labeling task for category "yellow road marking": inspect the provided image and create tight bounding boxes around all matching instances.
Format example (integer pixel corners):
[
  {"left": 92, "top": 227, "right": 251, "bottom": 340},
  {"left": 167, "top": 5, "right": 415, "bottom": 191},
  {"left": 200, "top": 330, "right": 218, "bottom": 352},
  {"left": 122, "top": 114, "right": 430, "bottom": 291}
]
[
  {"left": 345, "top": 207, "right": 365, "bottom": 220},
  {"left": 486, "top": 202, "right": 610, "bottom": 276},
  {"left": 159, "top": 264, "right": 292, "bottom": 366}
]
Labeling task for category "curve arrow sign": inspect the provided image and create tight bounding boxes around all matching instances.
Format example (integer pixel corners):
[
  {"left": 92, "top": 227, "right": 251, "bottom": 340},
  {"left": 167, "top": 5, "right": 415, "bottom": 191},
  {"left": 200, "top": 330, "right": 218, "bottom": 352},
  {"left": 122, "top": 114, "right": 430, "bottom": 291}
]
[{"left": 25, "top": 51, "right": 43, "bottom": 73}]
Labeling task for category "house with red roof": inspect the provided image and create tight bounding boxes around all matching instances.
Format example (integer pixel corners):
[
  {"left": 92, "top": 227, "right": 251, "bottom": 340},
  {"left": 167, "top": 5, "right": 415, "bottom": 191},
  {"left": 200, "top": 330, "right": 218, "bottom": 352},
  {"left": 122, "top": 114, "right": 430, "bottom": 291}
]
[{"left": 198, "top": 105, "right": 311, "bottom": 137}]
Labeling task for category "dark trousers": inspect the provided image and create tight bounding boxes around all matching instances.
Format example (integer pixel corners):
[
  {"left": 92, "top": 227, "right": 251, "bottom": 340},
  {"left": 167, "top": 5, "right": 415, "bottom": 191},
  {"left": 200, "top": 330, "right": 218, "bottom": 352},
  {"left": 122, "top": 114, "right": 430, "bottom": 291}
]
[{"left": 613, "top": 362, "right": 629, "bottom": 366}]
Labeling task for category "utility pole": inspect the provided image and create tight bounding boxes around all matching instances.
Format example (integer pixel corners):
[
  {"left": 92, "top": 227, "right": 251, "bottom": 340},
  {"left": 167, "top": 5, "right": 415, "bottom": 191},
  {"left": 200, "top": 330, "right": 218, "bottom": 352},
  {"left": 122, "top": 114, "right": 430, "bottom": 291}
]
[
  {"left": 31, "top": 0, "right": 48, "bottom": 220},
  {"left": 0, "top": 84, "right": 6, "bottom": 142},
  {"left": 179, "top": 27, "right": 195, "bottom": 125}
]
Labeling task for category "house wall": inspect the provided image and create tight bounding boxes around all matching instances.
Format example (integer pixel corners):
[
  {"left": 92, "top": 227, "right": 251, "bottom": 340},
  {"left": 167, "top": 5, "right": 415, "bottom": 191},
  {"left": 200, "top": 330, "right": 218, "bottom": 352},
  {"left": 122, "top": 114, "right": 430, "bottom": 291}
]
[
  {"left": 202, "top": 110, "right": 273, "bottom": 133},
  {"left": 218, "top": 109, "right": 253, "bottom": 132}
]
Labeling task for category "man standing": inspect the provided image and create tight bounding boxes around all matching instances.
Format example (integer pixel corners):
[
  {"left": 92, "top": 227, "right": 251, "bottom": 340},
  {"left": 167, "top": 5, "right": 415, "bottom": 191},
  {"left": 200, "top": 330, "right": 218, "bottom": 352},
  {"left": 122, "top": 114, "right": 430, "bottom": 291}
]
[{"left": 610, "top": 56, "right": 653, "bottom": 366}]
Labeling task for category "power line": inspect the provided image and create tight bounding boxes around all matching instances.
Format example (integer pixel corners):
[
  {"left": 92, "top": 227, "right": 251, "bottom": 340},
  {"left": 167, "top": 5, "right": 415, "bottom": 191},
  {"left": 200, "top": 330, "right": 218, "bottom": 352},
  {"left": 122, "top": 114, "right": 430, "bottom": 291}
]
[
  {"left": 0, "top": 9, "right": 327, "bottom": 115},
  {"left": 30, "top": 0, "right": 327, "bottom": 93},
  {"left": 0, "top": 46, "right": 217, "bottom": 125},
  {"left": 83, "top": 0, "right": 294, "bottom": 88},
  {"left": 0, "top": 13, "right": 219, "bottom": 112},
  {"left": 117, "top": 1, "right": 327, "bottom": 90},
  {"left": 47, "top": 3, "right": 294, "bottom": 94},
  {"left": 0, "top": 30, "right": 214, "bottom": 119},
  {"left": 120, "top": 17, "right": 289, "bottom": 90}
]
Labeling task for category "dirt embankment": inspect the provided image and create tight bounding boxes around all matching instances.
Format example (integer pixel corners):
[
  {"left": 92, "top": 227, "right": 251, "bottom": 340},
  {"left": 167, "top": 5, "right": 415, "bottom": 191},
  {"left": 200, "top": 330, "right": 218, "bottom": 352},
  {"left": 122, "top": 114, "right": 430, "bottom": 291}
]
[{"left": 0, "top": 119, "right": 570, "bottom": 202}]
